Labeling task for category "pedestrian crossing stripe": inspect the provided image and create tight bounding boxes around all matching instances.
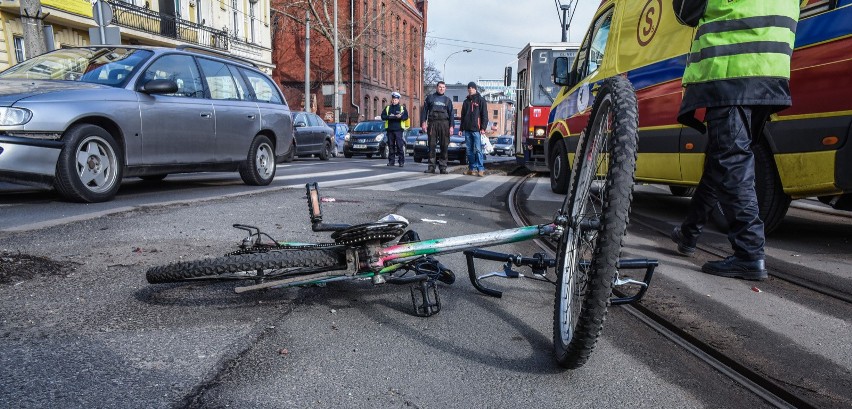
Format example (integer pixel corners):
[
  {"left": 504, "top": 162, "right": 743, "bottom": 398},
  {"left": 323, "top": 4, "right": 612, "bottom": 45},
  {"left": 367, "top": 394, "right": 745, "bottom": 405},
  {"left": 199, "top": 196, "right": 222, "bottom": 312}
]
[
  {"left": 438, "top": 175, "right": 517, "bottom": 197},
  {"left": 273, "top": 169, "right": 369, "bottom": 181},
  {"left": 357, "top": 174, "right": 465, "bottom": 191},
  {"left": 284, "top": 172, "right": 410, "bottom": 189},
  {"left": 527, "top": 177, "right": 566, "bottom": 202}
]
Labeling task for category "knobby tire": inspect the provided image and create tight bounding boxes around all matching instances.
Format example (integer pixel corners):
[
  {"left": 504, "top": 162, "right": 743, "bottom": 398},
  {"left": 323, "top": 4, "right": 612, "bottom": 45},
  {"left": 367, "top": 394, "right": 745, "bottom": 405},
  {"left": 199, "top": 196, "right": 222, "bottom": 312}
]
[
  {"left": 553, "top": 76, "right": 639, "bottom": 369},
  {"left": 146, "top": 248, "right": 347, "bottom": 284}
]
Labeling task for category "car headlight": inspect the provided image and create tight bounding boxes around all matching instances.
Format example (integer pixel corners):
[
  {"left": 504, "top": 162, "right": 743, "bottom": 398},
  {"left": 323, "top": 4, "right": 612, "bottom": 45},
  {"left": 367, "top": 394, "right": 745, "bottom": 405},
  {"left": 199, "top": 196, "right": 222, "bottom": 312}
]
[
  {"left": 534, "top": 127, "right": 545, "bottom": 137},
  {"left": 375, "top": 133, "right": 384, "bottom": 142},
  {"left": 416, "top": 141, "right": 426, "bottom": 146},
  {"left": 344, "top": 134, "right": 350, "bottom": 141},
  {"left": 0, "top": 107, "right": 33, "bottom": 126},
  {"left": 449, "top": 142, "right": 460, "bottom": 148}
]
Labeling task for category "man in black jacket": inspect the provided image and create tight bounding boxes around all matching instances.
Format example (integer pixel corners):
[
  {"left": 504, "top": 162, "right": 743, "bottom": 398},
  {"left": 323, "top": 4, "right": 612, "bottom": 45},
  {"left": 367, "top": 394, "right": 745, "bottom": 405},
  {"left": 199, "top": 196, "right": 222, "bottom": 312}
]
[
  {"left": 420, "top": 81, "right": 454, "bottom": 174},
  {"left": 381, "top": 91, "right": 409, "bottom": 167},
  {"left": 459, "top": 82, "right": 489, "bottom": 177}
]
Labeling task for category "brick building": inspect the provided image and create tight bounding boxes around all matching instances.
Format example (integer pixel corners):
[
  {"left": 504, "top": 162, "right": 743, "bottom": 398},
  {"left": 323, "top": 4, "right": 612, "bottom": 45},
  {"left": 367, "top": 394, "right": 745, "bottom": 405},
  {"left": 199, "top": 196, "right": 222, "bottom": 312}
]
[{"left": 271, "top": 0, "right": 426, "bottom": 125}]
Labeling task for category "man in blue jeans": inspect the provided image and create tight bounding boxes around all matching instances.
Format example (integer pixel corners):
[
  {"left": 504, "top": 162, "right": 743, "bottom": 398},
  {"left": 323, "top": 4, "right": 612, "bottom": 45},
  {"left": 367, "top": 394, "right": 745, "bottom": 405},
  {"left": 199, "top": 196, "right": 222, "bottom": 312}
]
[{"left": 459, "top": 82, "right": 488, "bottom": 177}]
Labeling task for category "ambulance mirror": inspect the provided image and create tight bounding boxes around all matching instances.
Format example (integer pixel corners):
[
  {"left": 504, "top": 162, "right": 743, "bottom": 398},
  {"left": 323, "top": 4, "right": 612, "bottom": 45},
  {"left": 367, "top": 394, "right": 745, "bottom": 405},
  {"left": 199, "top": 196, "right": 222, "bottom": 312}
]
[{"left": 552, "top": 57, "right": 572, "bottom": 86}]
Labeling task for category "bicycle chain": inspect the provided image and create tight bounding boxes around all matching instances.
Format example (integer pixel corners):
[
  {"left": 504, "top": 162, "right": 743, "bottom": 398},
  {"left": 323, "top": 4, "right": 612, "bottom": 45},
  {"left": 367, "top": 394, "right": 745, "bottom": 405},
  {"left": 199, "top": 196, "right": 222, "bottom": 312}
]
[{"left": 225, "top": 242, "right": 341, "bottom": 257}]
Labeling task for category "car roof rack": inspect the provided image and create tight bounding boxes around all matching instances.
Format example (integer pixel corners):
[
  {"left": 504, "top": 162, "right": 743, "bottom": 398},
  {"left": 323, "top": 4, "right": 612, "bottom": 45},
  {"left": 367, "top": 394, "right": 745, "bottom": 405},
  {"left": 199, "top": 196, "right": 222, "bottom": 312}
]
[{"left": 175, "top": 44, "right": 259, "bottom": 69}]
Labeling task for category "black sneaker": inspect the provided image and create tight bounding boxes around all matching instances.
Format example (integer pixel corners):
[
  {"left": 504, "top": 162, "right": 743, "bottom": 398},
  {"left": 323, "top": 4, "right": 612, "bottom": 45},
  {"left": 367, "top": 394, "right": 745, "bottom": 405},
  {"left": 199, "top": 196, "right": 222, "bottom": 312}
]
[
  {"left": 670, "top": 226, "right": 696, "bottom": 256},
  {"left": 439, "top": 168, "right": 448, "bottom": 174},
  {"left": 387, "top": 163, "right": 394, "bottom": 166},
  {"left": 702, "top": 256, "right": 767, "bottom": 280},
  {"left": 424, "top": 167, "right": 435, "bottom": 174},
  {"left": 398, "top": 163, "right": 404, "bottom": 167}
]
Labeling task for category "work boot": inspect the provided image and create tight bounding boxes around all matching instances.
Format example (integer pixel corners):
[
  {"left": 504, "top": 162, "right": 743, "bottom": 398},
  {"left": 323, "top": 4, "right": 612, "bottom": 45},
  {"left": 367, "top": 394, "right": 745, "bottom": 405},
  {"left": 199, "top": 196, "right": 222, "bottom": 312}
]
[
  {"left": 464, "top": 169, "right": 475, "bottom": 176},
  {"left": 424, "top": 166, "right": 436, "bottom": 174},
  {"left": 476, "top": 170, "right": 485, "bottom": 177},
  {"left": 701, "top": 256, "right": 767, "bottom": 280},
  {"left": 439, "top": 168, "right": 448, "bottom": 174},
  {"left": 387, "top": 162, "right": 394, "bottom": 166},
  {"left": 670, "top": 226, "right": 696, "bottom": 256}
]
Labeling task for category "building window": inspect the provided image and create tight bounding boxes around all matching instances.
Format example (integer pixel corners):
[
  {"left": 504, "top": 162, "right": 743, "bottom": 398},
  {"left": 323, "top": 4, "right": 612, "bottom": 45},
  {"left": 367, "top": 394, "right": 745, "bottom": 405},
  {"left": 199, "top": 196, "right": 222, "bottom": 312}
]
[
  {"left": 453, "top": 96, "right": 458, "bottom": 102},
  {"left": 13, "top": 36, "right": 25, "bottom": 64},
  {"left": 249, "top": 2, "right": 257, "bottom": 43},
  {"left": 493, "top": 109, "right": 498, "bottom": 119},
  {"left": 195, "top": 0, "right": 203, "bottom": 25},
  {"left": 231, "top": 0, "right": 239, "bottom": 38}
]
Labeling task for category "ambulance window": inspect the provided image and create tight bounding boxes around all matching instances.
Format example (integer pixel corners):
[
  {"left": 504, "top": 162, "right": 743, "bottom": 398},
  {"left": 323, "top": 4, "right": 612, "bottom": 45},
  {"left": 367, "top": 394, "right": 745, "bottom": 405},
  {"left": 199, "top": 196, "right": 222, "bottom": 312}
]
[{"left": 576, "top": 8, "right": 614, "bottom": 80}]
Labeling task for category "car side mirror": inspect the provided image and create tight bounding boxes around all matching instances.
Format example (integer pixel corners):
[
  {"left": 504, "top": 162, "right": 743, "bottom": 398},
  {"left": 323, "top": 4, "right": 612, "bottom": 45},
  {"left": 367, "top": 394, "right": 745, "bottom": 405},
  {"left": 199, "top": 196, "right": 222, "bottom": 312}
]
[
  {"left": 138, "top": 79, "right": 178, "bottom": 94},
  {"left": 294, "top": 121, "right": 307, "bottom": 128},
  {"left": 552, "top": 57, "right": 573, "bottom": 87}
]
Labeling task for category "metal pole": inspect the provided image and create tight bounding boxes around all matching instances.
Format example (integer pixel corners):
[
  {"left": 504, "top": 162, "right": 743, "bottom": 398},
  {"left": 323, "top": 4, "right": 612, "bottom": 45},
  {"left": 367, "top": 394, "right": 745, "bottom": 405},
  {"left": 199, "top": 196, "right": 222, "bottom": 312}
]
[
  {"left": 442, "top": 49, "right": 471, "bottom": 83},
  {"left": 333, "top": 0, "right": 340, "bottom": 122},
  {"left": 305, "top": 11, "right": 311, "bottom": 112},
  {"left": 561, "top": 6, "right": 568, "bottom": 42},
  {"left": 97, "top": 0, "right": 107, "bottom": 46},
  {"left": 19, "top": 0, "right": 47, "bottom": 58}
]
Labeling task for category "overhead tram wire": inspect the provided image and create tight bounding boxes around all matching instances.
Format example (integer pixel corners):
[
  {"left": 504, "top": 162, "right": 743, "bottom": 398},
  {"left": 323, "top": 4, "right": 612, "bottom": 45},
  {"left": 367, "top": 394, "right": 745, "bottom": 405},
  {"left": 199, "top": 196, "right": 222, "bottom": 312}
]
[
  {"left": 434, "top": 43, "right": 516, "bottom": 56},
  {"left": 426, "top": 35, "right": 521, "bottom": 50}
]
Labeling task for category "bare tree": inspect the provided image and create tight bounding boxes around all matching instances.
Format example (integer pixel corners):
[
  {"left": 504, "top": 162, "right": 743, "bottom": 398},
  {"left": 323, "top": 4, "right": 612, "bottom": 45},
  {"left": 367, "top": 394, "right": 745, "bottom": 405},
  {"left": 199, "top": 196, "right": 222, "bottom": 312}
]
[
  {"left": 20, "top": 0, "right": 47, "bottom": 58},
  {"left": 423, "top": 60, "right": 441, "bottom": 95}
]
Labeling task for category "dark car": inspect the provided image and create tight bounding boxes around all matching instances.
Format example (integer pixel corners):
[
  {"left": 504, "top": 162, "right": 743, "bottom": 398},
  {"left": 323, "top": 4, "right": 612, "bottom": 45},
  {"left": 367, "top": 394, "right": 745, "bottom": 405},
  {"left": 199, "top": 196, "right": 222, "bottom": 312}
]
[
  {"left": 327, "top": 122, "right": 349, "bottom": 157},
  {"left": 287, "top": 111, "right": 335, "bottom": 161},
  {"left": 413, "top": 133, "right": 467, "bottom": 165},
  {"left": 493, "top": 136, "right": 515, "bottom": 156},
  {"left": 0, "top": 45, "right": 294, "bottom": 203},
  {"left": 344, "top": 120, "right": 388, "bottom": 159},
  {"left": 403, "top": 127, "right": 423, "bottom": 156}
]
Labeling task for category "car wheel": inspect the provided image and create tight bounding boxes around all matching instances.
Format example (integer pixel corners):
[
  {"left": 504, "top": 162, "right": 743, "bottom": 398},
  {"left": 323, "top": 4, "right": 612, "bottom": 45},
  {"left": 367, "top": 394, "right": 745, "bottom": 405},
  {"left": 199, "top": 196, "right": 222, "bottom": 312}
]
[
  {"left": 282, "top": 139, "right": 295, "bottom": 163},
  {"left": 550, "top": 138, "right": 570, "bottom": 194},
  {"left": 380, "top": 144, "right": 389, "bottom": 159},
  {"left": 319, "top": 140, "right": 331, "bottom": 161},
  {"left": 366, "top": 153, "right": 373, "bottom": 159},
  {"left": 332, "top": 143, "right": 339, "bottom": 158},
  {"left": 414, "top": 156, "right": 422, "bottom": 163},
  {"left": 459, "top": 154, "right": 467, "bottom": 165},
  {"left": 239, "top": 135, "right": 276, "bottom": 186},
  {"left": 344, "top": 151, "right": 353, "bottom": 158},
  {"left": 139, "top": 174, "right": 168, "bottom": 182},
  {"left": 54, "top": 124, "right": 123, "bottom": 203},
  {"left": 669, "top": 186, "right": 696, "bottom": 197}
]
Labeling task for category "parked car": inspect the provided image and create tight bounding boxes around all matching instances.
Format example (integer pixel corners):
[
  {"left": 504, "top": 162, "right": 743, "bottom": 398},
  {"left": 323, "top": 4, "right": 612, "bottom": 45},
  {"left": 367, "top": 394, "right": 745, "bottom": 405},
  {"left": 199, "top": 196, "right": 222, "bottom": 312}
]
[
  {"left": 288, "top": 111, "right": 334, "bottom": 161},
  {"left": 493, "top": 136, "right": 515, "bottom": 156},
  {"left": 0, "top": 45, "right": 293, "bottom": 203},
  {"left": 413, "top": 133, "right": 467, "bottom": 165},
  {"left": 344, "top": 120, "right": 388, "bottom": 159},
  {"left": 403, "top": 127, "right": 423, "bottom": 156},
  {"left": 327, "top": 122, "right": 349, "bottom": 157}
]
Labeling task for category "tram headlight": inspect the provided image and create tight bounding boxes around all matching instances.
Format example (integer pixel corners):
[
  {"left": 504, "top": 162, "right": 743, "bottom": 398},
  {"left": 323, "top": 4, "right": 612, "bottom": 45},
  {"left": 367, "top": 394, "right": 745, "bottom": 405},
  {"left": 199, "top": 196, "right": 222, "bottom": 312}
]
[{"left": 534, "top": 127, "right": 546, "bottom": 137}]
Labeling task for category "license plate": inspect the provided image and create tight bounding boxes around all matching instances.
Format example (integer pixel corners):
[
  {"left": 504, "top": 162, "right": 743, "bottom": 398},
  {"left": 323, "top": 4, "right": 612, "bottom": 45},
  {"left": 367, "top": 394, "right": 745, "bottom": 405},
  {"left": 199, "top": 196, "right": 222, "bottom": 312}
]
[
  {"left": 406, "top": 149, "right": 413, "bottom": 154},
  {"left": 354, "top": 144, "right": 367, "bottom": 149}
]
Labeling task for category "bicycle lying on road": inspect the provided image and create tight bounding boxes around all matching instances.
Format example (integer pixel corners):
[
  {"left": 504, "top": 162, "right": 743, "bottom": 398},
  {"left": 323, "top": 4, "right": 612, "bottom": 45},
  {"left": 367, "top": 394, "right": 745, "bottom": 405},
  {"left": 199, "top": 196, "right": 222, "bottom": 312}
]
[{"left": 146, "top": 76, "right": 657, "bottom": 369}]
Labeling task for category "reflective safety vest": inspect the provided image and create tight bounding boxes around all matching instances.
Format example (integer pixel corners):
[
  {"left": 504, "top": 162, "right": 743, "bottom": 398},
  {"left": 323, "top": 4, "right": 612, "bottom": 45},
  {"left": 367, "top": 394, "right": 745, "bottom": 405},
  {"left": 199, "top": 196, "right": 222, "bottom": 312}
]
[
  {"left": 384, "top": 104, "right": 410, "bottom": 130},
  {"left": 682, "top": 0, "right": 798, "bottom": 85}
]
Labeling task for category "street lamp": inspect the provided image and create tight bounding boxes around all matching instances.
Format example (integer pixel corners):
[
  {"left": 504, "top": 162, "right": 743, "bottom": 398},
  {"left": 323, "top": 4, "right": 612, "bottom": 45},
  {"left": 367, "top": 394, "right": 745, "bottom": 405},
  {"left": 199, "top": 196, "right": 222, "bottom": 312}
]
[{"left": 442, "top": 49, "right": 472, "bottom": 82}]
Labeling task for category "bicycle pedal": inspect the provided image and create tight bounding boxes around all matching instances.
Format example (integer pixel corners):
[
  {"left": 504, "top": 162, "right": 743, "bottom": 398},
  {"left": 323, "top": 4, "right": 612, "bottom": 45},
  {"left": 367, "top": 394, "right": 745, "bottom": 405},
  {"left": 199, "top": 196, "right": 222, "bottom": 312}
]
[{"left": 410, "top": 280, "right": 441, "bottom": 317}]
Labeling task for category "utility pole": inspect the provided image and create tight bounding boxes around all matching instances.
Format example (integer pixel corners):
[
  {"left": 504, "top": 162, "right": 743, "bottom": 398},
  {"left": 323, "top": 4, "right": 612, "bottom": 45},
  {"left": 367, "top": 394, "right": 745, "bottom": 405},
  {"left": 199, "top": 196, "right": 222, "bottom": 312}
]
[
  {"left": 20, "top": 0, "right": 47, "bottom": 59},
  {"left": 333, "top": 0, "right": 340, "bottom": 123},
  {"left": 305, "top": 11, "right": 311, "bottom": 112},
  {"left": 560, "top": 3, "right": 571, "bottom": 42}
]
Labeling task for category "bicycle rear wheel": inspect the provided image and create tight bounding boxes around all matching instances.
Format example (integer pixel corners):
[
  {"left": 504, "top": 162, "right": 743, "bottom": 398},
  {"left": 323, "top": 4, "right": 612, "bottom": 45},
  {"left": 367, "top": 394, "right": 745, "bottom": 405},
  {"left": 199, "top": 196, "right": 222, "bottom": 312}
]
[
  {"left": 146, "top": 248, "right": 347, "bottom": 284},
  {"left": 553, "top": 76, "right": 638, "bottom": 369}
]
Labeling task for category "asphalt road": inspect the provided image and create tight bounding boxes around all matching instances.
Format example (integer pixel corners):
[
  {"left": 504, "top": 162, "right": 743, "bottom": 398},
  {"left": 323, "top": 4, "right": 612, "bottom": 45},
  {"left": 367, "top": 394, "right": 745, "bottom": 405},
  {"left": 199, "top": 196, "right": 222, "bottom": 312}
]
[{"left": 0, "top": 157, "right": 777, "bottom": 408}]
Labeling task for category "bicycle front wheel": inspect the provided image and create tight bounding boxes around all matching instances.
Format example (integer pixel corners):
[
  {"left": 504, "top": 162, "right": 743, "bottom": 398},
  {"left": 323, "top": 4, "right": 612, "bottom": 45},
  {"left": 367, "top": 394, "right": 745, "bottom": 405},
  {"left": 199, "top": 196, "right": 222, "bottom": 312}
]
[
  {"left": 146, "top": 248, "right": 347, "bottom": 284},
  {"left": 553, "top": 76, "right": 638, "bottom": 369}
]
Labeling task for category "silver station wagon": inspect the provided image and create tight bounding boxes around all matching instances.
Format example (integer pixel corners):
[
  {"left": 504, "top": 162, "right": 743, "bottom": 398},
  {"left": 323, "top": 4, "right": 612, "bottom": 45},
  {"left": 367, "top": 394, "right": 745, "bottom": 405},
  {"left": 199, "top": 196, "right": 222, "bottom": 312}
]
[{"left": 0, "top": 45, "right": 294, "bottom": 202}]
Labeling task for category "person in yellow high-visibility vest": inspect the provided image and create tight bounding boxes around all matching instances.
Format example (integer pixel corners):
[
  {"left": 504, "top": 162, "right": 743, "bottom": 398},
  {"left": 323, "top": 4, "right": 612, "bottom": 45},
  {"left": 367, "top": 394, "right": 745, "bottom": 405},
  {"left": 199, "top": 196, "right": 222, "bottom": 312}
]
[
  {"left": 381, "top": 92, "right": 410, "bottom": 167},
  {"left": 671, "top": 0, "right": 799, "bottom": 280}
]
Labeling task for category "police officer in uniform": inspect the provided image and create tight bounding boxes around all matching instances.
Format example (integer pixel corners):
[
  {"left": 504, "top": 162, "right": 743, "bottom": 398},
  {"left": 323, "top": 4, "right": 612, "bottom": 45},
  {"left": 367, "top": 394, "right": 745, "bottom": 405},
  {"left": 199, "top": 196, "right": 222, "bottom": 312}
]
[
  {"left": 671, "top": 0, "right": 799, "bottom": 280},
  {"left": 381, "top": 91, "right": 409, "bottom": 167},
  {"left": 420, "top": 81, "right": 454, "bottom": 174}
]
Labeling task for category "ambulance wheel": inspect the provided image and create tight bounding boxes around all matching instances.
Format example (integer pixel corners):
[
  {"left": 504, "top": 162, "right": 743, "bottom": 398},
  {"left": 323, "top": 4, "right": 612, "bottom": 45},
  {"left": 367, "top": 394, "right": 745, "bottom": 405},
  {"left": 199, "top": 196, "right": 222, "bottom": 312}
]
[
  {"left": 550, "top": 139, "right": 570, "bottom": 194},
  {"left": 709, "top": 142, "right": 791, "bottom": 234}
]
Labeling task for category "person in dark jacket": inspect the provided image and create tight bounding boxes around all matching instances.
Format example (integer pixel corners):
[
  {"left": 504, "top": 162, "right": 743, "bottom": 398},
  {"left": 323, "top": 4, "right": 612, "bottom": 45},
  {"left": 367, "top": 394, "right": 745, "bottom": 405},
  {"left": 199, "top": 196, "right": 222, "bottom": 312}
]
[
  {"left": 459, "top": 81, "right": 489, "bottom": 177},
  {"left": 420, "top": 81, "right": 454, "bottom": 174},
  {"left": 670, "top": 0, "right": 799, "bottom": 280},
  {"left": 381, "top": 91, "right": 409, "bottom": 167}
]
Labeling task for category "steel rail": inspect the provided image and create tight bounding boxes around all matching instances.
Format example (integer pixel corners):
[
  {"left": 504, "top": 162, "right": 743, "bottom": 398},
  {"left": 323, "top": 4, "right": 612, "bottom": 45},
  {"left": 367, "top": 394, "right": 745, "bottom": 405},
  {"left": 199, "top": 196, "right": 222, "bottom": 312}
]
[{"left": 507, "top": 175, "right": 818, "bottom": 409}]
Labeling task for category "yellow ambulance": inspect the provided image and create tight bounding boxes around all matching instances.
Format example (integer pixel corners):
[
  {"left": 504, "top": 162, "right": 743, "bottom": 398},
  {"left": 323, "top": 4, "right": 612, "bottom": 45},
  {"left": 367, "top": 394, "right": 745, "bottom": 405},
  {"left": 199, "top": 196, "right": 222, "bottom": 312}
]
[{"left": 547, "top": 0, "right": 851, "bottom": 232}]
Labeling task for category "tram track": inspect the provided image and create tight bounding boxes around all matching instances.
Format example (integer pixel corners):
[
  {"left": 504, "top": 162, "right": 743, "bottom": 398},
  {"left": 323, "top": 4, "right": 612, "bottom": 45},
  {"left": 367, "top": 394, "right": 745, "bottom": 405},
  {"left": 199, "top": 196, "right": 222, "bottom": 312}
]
[{"left": 506, "top": 174, "right": 821, "bottom": 409}]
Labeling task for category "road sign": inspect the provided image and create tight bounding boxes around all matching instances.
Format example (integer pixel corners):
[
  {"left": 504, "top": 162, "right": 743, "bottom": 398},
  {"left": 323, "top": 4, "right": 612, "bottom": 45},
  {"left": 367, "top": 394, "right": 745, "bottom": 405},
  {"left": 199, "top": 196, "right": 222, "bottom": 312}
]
[
  {"left": 92, "top": 1, "right": 113, "bottom": 26},
  {"left": 89, "top": 26, "right": 121, "bottom": 45}
]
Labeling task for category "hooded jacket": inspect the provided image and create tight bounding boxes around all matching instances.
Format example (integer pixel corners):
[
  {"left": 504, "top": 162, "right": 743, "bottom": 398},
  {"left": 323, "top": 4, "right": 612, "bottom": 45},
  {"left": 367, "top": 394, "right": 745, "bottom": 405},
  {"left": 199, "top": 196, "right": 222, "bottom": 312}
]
[{"left": 460, "top": 92, "right": 489, "bottom": 132}]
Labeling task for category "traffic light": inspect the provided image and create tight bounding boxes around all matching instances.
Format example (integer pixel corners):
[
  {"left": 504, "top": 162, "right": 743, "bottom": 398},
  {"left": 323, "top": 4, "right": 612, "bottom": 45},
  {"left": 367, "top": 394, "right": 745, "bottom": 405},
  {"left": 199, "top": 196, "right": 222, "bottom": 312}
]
[{"left": 504, "top": 66, "right": 513, "bottom": 87}]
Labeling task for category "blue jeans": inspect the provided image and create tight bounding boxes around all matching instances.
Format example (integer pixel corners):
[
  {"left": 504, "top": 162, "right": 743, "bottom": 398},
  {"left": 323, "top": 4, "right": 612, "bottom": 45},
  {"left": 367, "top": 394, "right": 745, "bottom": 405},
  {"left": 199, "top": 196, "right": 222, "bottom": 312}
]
[{"left": 463, "top": 131, "right": 484, "bottom": 171}]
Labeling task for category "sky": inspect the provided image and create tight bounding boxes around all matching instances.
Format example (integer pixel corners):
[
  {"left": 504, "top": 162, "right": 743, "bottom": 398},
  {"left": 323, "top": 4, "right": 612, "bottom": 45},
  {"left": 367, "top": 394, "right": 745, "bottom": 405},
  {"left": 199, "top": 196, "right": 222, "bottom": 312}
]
[{"left": 423, "top": 0, "right": 598, "bottom": 85}]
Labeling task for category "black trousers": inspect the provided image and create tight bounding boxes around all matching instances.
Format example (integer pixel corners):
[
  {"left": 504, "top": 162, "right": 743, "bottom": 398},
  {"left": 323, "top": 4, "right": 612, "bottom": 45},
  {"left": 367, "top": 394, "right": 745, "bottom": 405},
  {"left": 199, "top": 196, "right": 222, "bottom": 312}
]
[
  {"left": 681, "top": 105, "right": 771, "bottom": 260},
  {"left": 427, "top": 120, "right": 450, "bottom": 169},
  {"left": 387, "top": 130, "right": 405, "bottom": 165}
]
